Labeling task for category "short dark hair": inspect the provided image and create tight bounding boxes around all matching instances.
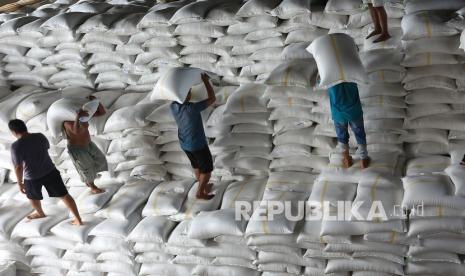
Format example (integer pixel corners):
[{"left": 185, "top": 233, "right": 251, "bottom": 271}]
[{"left": 8, "top": 119, "right": 27, "bottom": 133}]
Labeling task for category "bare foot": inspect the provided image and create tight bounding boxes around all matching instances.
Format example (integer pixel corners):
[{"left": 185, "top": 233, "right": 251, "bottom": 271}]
[
  {"left": 373, "top": 33, "right": 391, "bottom": 43},
  {"left": 27, "top": 212, "right": 46, "bottom": 220},
  {"left": 70, "top": 218, "right": 83, "bottom": 226},
  {"left": 204, "top": 183, "right": 214, "bottom": 194},
  {"left": 366, "top": 29, "right": 381, "bottom": 39},
  {"left": 360, "top": 158, "right": 370, "bottom": 169},
  {"left": 460, "top": 161, "right": 465, "bottom": 166},
  {"left": 196, "top": 193, "right": 215, "bottom": 200},
  {"left": 342, "top": 151, "right": 353, "bottom": 168},
  {"left": 87, "top": 184, "right": 105, "bottom": 194}
]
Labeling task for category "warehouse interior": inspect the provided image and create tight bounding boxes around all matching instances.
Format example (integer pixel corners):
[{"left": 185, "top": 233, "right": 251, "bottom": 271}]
[{"left": 1, "top": 0, "right": 465, "bottom": 275}]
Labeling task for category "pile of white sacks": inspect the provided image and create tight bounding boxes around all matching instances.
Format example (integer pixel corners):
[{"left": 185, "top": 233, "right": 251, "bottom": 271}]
[{"left": 1, "top": 0, "right": 465, "bottom": 275}]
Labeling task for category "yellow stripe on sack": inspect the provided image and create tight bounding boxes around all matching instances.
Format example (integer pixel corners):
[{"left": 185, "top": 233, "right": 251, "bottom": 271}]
[
  {"left": 371, "top": 175, "right": 382, "bottom": 223},
  {"left": 330, "top": 35, "right": 346, "bottom": 81},
  {"left": 229, "top": 181, "right": 247, "bottom": 209},
  {"left": 288, "top": 97, "right": 293, "bottom": 107},
  {"left": 284, "top": 67, "right": 291, "bottom": 86},
  {"left": 320, "top": 181, "right": 329, "bottom": 208},
  {"left": 262, "top": 192, "right": 286, "bottom": 234},
  {"left": 379, "top": 70, "right": 385, "bottom": 83},
  {"left": 423, "top": 12, "right": 433, "bottom": 38},
  {"left": 389, "top": 232, "right": 397, "bottom": 244},
  {"left": 437, "top": 206, "right": 443, "bottom": 217},
  {"left": 426, "top": 52, "right": 432, "bottom": 66},
  {"left": 320, "top": 236, "right": 326, "bottom": 244},
  {"left": 240, "top": 95, "right": 245, "bottom": 113},
  {"left": 151, "top": 185, "right": 166, "bottom": 215}
]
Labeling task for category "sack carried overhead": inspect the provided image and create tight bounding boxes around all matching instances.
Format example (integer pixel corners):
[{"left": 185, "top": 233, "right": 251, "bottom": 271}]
[
  {"left": 150, "top": 67, "right": 213, "bottom": 104},
  {"left": 307, "top": 33, "right": 367, "bottom": 89},
  {"left": 46, "top": 97, "right": 100, "bottom": 138}
]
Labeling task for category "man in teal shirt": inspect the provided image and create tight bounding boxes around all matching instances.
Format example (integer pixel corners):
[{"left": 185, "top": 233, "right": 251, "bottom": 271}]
[{"left": 328, "top": 82, "right": 369, "bottom": 169}]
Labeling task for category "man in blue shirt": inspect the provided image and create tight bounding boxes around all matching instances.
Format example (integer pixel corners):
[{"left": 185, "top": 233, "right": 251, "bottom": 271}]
[
  {"left": 328, "top": 82, "right": 370, "bottom": 169},
  {"left": 171, "top": 73, "right": 216, "bottom": 200}
]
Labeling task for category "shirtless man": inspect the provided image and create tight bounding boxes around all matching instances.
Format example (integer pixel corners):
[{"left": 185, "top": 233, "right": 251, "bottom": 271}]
[
  {"left": 63, "top": 96, "right": 106, "bottom": 194},
  {"left": 9, "top": 119, "right": 82, "bottom": 225}
]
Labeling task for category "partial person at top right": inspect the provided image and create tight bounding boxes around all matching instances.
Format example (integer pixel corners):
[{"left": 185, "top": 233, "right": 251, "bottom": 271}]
[{"left": 365, "top": 0, "right": 391, "bottom": 43}]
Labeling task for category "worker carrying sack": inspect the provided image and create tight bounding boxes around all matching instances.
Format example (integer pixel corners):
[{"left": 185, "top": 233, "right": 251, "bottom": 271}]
[
  {"left": 306, "top": 33, "right": 367, "bottom": 89},
  {"left": 47, "top": 97, "right": 100, "bottom": 138},
  {"left": 149, "top": 67, "right": 215, "bottom": 104}
]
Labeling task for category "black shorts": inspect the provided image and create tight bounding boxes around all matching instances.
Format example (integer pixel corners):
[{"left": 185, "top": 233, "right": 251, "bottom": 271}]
[
  {"left": 24, "top": 169, "right": 68, "bottom": 200},
  {"left": 184, "top": 146, "right": 214, "bottom": 174}
]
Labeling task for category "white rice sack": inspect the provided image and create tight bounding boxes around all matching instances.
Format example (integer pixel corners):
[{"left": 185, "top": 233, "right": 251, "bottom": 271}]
[
  {"left": 309, "top": 179, "right": 357, "bottom": 208},
  {"left": 360, "top": 49, "right": 405, "bottom": 72},
  {"left": 236, "top": 0, "right": 281, "bottom": 17},
  {"left": 46, "top": 97, "right": 96, "bottom": 138},
  {"left": 169, "top": 1, "right": 216, "bottom": 25},
  {"left": 16, "top": 90, "right": 61, "bottom": 122},
  {"left": 192, "top": 265, "right": 260, "bottom": 276},
  {"left": 149, "top": 67, "right": 206, "bottom": 103},
  {"left": 231, "top": 37, "right": 284, "bottom": 55},
  {"left": 271, "top": 0, "right": 312, "bottom": 19},
  {"left": 0, "top": 16, "right": 39, "bottom": 38},
  {"left": 307, "top": 33, "right": 367, "bottom": 89},
  {"left": 11, "top": 206, "right": 68, "bottom": 239},
  {"left": 402, "top": 11, "right": 459, "bottom": 41},
  {"left": 127, "top": 216, "right": 176, "bottom": 243},
  {"left": 107, "top": 13, "right": 143, "bottom": 36},
  {"left": 89, "top": 212, "right": 141, "bottom": 240},
  {"left": 103, "top": 103, "right": 154, "bottom": 133},
  {"left": 0, "top": 86, "right": 41, "bottom": 131},
  {"left": 445, "top": 164, "right": 465, "bottom": 196},
  {"left": 95, "top": 180, "right": 156, "bottom": 220},
  {"left": 50, "top": 215, "right": 103, "bottom": 243},
  {"left": 221, "top": 178, "right": 267, "bottom": 209},
  {"left": 169, "top": 181, "right": 229, "bottom": 221},
  {"left": 285, "top": 28, "right": 328, "bottom": 44},
  {"left": 363, "top": 28, "right": 402, "bottom": 52},
  {"left": 174, "top": 22, "right": 224, "bottom": 38},
  {"left": 405, "top": 0, "right": 465, "bottom": 14},
  {"left": 41, "top": 12, "right": 91, "bottom": 31},
  {"left": 224, "top": 83, "right": 267, "bottom": 113},
  {"left": 142, "top": 179, "right": 195, "bottom": 217},
  {"left": 402, "top": 174, "right": 465, "bottom": 209},
  {"left": 265, "top": 59, "right": 317, "bottom": 88},
  {"left": 326, "top": 258, "right": 404, "bottom": 275},
  {"left": 139, "top": 263, "right": 194, "bottom": 276},
  {"left": 325, "top": 0, "right": 364, "bottom": 15},
  {"left": 188, "top": 209, "right": 247, "bottom": 239},
  {"left": 245, "top": 190, "right": 308, "bottom": 236},
  {"left": 406, "top": 155, "right": 451, "bottom": 176},
  {"left": 205, "top": 2, "right": 241, "bottom": 26},
  {"left": 405, "top": 35, "right": 462, "bottom": 55},
  {"left": 0, "top": 200, "right": 33, "bottom": 238}
]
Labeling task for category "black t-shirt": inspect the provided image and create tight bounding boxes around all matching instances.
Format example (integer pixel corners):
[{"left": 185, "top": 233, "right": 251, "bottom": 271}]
[{"left": 11, "top": 133, "right": 55, "bottom": 180}]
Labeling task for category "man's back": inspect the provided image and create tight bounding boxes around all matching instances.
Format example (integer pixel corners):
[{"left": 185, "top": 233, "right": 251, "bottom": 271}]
[
  {"left": 170, "top": 100, "right": 208, "bottom": 151},
  {"left": 11, "top": 133, "right": 55, "bottom": 180},
  {"left": 327, "top": 82, "right": 363, "bottom": 123}
]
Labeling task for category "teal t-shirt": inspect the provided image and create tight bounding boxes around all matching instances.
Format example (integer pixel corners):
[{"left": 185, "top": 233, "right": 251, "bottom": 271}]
[{"left": 327, "top": 82, "right": 363, "bottom": 124}]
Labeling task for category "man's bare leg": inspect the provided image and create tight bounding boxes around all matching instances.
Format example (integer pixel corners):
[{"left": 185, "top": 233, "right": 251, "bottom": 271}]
[
  {"left": 366, "top": 4, "right": 382, "bottom": 39},
  {"left": 197, "top": 172, "right": 214, "bottom": 200},
  {"left": 86, "top": 181, "right": 104, "bottom": 194},
  {"left": 373, "top": 7, "right": 391, "bottom": 43},
  {"left": 28, "top": 200, "right": 46, "bottom": 219},
  {"left": 60, "top": 194, "right": 83, "bottom": 225}
]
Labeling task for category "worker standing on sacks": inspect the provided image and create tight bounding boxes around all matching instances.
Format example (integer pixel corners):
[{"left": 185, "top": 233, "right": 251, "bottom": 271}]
[
  {"left": 63, "top": 95, "right": 106, "bottom": 194},
  {"left": 8, "top": 119, "right": 83, "bottom": 225},
  {"left": 170, "top": 73, "right": 216, "bottom": 200},
  {"left": 364, "top": 0, "right": 391, "bottom": 42},
  {"left": 307, "top": 33, "right": 370, "bottom": 169}
]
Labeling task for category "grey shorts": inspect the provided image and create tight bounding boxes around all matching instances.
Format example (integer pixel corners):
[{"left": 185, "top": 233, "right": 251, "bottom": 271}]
[{"left": 67, "top": 142, "right": 108, "bottom": 183}]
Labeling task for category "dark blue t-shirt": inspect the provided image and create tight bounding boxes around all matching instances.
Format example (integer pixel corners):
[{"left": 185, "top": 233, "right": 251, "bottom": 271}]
[
  {"left": 170, "top": 100, "right": 209, "bottom": 151},
  {"left": 11, "top": 133, "right": 55, "bottom": 180},
  {"left": 327, "top": 82, "right": 363, "bottom": 124}
]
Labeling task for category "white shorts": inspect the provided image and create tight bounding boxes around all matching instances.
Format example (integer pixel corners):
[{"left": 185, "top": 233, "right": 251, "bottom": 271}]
[{"left": 363, "top": 0, "right": 384, "bottom": 7}]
